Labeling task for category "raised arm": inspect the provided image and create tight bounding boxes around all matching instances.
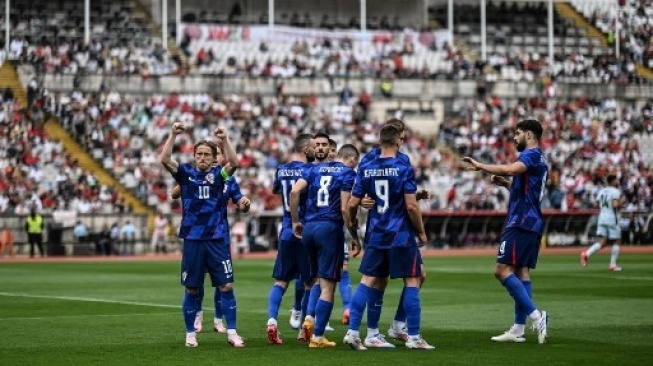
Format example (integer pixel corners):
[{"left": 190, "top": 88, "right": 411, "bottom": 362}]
[
  {"left": 159, "top": 122, "right": 186, "bottom": 175},
  {"left": 214, "top": 127, "right": 239, "bottom": 177}
]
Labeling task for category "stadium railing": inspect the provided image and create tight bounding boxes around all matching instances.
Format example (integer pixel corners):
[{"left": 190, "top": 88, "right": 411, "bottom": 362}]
[
  {"left": 3, "top": 210, "right": 650, "bottom": 256},
  {"left": 2, "top": 213, "right": 149, "bottom": 256},
  {"left": 21, "top": 72, "right": 653, "bottom": 99}
]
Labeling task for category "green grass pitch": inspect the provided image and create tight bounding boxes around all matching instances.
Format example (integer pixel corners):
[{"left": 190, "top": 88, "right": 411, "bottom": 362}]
[{"left": 1, "top": 254, "right": 652, "bottom": 366}]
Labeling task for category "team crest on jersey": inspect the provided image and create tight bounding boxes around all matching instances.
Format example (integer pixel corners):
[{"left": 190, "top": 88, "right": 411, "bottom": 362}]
[{"left": 206, "top": 173, "right": 215, "bottom": 184}]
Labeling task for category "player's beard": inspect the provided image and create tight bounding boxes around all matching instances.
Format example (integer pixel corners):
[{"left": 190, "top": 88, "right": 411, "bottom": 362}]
[
  {"left": 315, "top": 150, "right": 327, "bottom": 162},
  {"left": 306, "top": 153, "right": 316, "bottom": 163},
  {"left": 516, "top": 136, "right": 526, "bottom": 152}
]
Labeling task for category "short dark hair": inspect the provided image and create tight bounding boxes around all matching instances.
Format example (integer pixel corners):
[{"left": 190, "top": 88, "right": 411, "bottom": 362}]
[
  {"left": 384, "top": 118, "right": 405, "bottom": 132},
  {"left": 328, "top": 138, "right": 337, "bottom": 149},
  {"left": 313, "top": 132, "right": 330, "bottom": 141},
  {"left": 337, "top": 144, "right": 359, "bottom": 160},
  {"left": 516, "top": 119, "right": 543, "bottom": 140},
  {"left": 606, "top": 174, "right": 618, "bottom": 185},
  {"left": 379, "top": 125, "right": 401, "bottom": 147},
  {"left": 294, "top": 133, "right": 313, "bottom": 153}
]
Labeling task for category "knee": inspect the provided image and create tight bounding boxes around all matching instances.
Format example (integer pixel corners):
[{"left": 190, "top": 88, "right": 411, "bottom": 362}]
[
  {"left": 218, "top": 283, "right": 233, "bottom": 292},
  {"left": 274, "top": 281, "right": 288, "bottom": 290},
  {"left": 366, "top": 276, "right": 387, "bottom": 291},
  {"left": 185, "top": 287, "right": 199, "bottom": 295},
  {"left": 494, "top": 265, "right": 512, "bottom": 280}
]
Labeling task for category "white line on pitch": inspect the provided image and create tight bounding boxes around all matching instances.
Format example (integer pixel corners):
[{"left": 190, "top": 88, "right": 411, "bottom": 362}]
[
  {"left": 0, "top": 313, "right": 180, "bottom": 321},
  {"left": 0, "top": 292, "right": 180, "bottom": 308}
]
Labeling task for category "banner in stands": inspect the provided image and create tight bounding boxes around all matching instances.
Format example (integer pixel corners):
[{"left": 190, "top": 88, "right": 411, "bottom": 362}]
[{"left": 179, "top": 24, "right": 452, "bottom": 50}]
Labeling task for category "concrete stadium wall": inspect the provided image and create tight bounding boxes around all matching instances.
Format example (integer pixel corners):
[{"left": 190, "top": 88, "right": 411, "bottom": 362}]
[{"left": 25, "top": 71, "right": 653, "bottom": 101}]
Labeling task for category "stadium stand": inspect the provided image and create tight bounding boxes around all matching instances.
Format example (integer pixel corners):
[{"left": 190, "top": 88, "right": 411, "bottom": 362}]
[
  {"left": 570, "top": 0, "right": 653, "bottom": 69},
  {"left": 0, "top": 0, "right": 651, "bottom": 250},
  {"left": 429, "top": 1, "right": 645, "bottom": 83},
  {"left": 439, "top": 96, "right": 652, "bottom": 211},
  {"left": 0, "top": 0, "right": 181, "bottom": 75}
]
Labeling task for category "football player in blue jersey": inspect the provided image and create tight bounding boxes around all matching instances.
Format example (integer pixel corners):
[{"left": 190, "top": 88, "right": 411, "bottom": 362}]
[
  {"left": 360, "top": 118, "right": 429, "bottom": 342},
  {"left": 462, "top": 119, "right": 549, "bottom": 344},
  {"left": 265, "top": 133, "right": 316, "bottom": 344},
  {"left": 290, "top": 142, "right": 361, "bottom": 348},
  {"left": 297, "top": 132, "right": 332, "bottom": 334},
  {"left": 170, "top": 141, "right": 251, "bottom": 335},
  {"left": 159, "top": 122, "right": 245, "bottom": 348},
  {"left": 344, "top": 124, "right": 435, "bottom": 350}
]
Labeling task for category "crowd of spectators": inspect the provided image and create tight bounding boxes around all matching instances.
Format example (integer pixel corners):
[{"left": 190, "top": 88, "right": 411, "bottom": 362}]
[
  {"left": 439, "top": 96, "right": 653, "bottom": 212},
  {"left": 0, "top": 87, "right": 135, "bottom": 216},
  {"left": 42, "top": 85, "right": 652, "bottom": 216},
  {"left": 3, "top": 77, "right": 652, "bottom": 218},
  {"left": 581, "top": 0, "right": 653, "bottom": 68},
  {"left": 52, "top": 88, "right": 448, "bottom": 216}
]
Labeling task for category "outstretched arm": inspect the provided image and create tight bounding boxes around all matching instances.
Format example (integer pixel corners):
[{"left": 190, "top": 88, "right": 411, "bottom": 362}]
[{"left": 462, "top": 157, "right": 526, "bottom": 176}]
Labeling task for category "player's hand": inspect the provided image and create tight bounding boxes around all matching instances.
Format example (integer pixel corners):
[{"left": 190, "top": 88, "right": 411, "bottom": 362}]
[
  {"left": 416, "top": 189, "right": 431, "bottom": 201},
  {"left": 361, "top": 195, "right": 375, "bottom": 210},
  {"left": 292, "top": 222, "right": 303, "bottom": 239},
  {"left": 490, "top": 175, "right": 510, "bottom": 187},
  {"left": 417, "top": 232, "right": 428, "bottom": 247},
  {"left": 350, "top": 238, "right": 362, "bottom": 258},
  {"left": 171, "top": 122, "right": 185, "bottom": 135},
  {"left": 238, "top": 197, "right": 251, "bottom": 212},
  {"left": 461, "top": 157, "right": 480, "bottom": 171},
  {"left": 214, "top": 126, "right": 229, "bottom": 140}
]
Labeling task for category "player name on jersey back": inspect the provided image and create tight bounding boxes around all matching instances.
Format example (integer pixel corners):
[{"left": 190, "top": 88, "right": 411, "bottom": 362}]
[
  {"left": 277, "top": 169, "right": 303, "bottom": 177},
  {"left": 364, "top": 168, "right": 400, "bottom": 177}
]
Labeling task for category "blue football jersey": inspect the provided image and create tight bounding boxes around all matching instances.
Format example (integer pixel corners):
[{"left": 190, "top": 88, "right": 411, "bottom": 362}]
[
  {"left": 505, "top": 148, "right": 549, "bottom": 234},
  {"left": 352, "top": 157, "right": 418, "bottom": 249},
  {"left": 173, "top": 163, "right": 228, "bottom": 240},
  {"left": 273, "top": 161, "right": 311, "bottom": 241},
  {"left": 219, "top": 178, "right": 244, "bottom": 243},
  {"left": 360, "top": 146, "right": 411, "bottom": 168},
  {"left": 302, "top": 162, "right": 356, "bottom": 224}
]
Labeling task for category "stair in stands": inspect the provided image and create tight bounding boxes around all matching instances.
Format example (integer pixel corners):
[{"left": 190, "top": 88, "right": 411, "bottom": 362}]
[
  {"left": 556, "top": 2, "right": 653, "bottom": 79},
  {"left": 42, "top": 118, "right": 151, "bottom": 215},
  {"left": 130, "top": 0, "right": 190, "bottom": 70},
  {"left": 427, "top": 12, "right": 477, "bottom": 64},
  {"left": 0, "top": 62, "right": 28, "bottom": 107},
  {"left": 1, "top": 61, "right": 152, "bottom": 216}
]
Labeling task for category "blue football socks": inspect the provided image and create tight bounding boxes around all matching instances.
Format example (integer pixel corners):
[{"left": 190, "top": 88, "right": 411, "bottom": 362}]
[
  {"left": 307, "top": 283, "right": 321, "bottom": 318},
  {"left": 339, "top": 270, "right": 352, "bottom": 310},
  {"left": 267, "top": 284, "right": 286, "bottom": 319},
  {"left": 182, "top": 290, "right": 200, "bottom": 333},
  {"left": 348, "top": 283, "right": 371, "bottom": 331},
  {"left": 403, "top": 286, "right": 421, "bottom": 336},
  {"left": 367, "top": 287, "right": 384, "bottom": 330},
  {"left": 219, "top": 289, "right": 237, "bottom": 330},
  {"left": 502, "top": 274, "right": 536, "bottom": 318},
  {"left": 314, "top": 299, "right": 334, "bottom": 337}
]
